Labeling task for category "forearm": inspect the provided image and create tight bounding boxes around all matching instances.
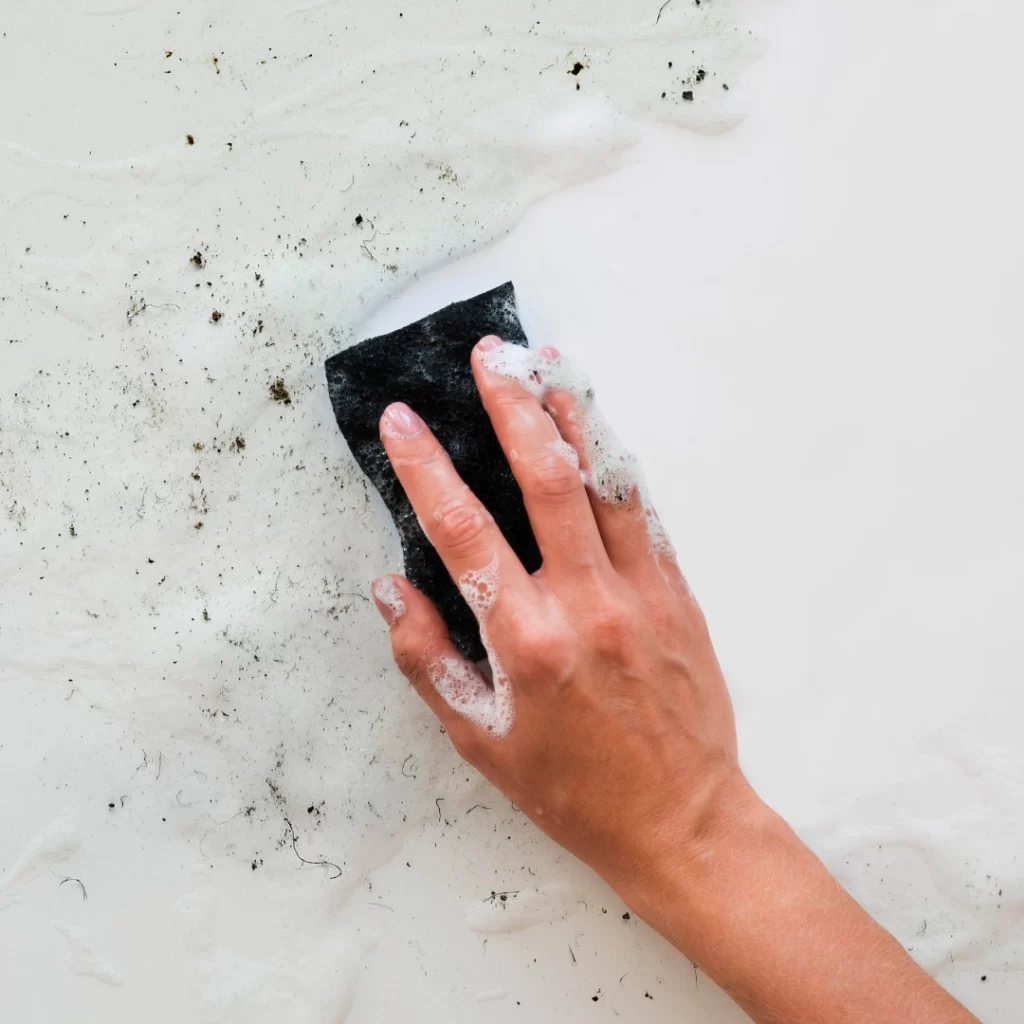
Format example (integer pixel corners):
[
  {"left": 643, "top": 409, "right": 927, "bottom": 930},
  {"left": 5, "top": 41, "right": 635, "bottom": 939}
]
[{"left": 620, "top": 782, "right": 979, "bottom": 1024}]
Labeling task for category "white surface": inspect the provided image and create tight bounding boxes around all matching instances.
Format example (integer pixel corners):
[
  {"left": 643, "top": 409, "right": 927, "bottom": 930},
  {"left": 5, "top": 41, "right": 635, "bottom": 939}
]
[{"left": 1, "top": 0, "right": 1021, "bottom": 1021}]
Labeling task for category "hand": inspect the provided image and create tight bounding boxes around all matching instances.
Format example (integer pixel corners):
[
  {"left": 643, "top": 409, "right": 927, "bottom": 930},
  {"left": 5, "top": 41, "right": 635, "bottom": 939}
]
[
  {"left": 372, "top": 335, "right": 750, "bottom": 908},
  {"left": 370, "top": 335, "right": 980, "bottom": 1024}
]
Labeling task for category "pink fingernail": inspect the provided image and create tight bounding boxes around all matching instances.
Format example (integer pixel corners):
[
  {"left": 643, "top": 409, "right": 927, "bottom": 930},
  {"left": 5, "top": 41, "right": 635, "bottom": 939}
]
[
  {"left": 539, "top": 345, "right": 560, "bottom": 361},
  {"left": 477, "top": 335, "right": 503, "bottom": 352},
  {"left": 382, "top": 402, "right": 425, "bottom": 439}
]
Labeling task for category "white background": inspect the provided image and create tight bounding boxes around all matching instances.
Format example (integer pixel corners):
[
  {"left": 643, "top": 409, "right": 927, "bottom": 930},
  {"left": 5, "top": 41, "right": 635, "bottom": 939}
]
[{"left": 1, "top": 0, "right": 1021, "bottom": 1020}]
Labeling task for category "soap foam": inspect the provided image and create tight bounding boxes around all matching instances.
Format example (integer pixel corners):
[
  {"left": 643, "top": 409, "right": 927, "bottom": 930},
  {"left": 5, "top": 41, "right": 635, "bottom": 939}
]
[
  {"left": 371, "top": 577, "right": 406, "bottom": 621},
  {"left": 428, "top": 554, "right": 514, "bottom": 737},
  {"left": 481, "top": 346, "right": 676, "bottom": 560}
]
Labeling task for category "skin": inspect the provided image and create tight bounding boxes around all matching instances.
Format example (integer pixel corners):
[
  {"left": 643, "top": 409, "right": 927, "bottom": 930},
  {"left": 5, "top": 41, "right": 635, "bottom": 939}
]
[{"left": 370, "top": 334, "right": 980, "bottom": 1024}]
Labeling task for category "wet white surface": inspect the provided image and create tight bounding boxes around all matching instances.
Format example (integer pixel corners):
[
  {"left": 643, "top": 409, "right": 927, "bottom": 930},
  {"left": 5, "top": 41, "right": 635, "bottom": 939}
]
[{"left": 1, "top": 0, "right": 1021, "bottom": 1020}]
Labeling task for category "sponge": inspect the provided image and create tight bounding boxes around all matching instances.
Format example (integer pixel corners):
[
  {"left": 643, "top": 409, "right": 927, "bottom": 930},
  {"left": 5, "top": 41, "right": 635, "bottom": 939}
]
[{"left": 325, "top": 282, "right": 540, "bottom": 661}]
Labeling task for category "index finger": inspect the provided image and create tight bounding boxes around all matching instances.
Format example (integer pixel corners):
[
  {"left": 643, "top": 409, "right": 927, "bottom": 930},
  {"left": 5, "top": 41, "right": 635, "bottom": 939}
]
[{"left": 378, "top": 401, "right": 536, "bottom": 608}]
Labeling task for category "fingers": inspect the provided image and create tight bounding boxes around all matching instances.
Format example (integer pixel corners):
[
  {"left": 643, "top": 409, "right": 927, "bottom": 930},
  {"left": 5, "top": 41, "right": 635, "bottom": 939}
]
[
  {"left": 471, "top": 337, "right": 609, "bottom": 577},
  {"left": 541, "top": 386, "right": 672, "bottom": 587},
  {"left": 372, "top": 575, "right": 507, "bottom": 747},
  {"left": 379, "top": 401, "right": 534, "bottom": 601}
]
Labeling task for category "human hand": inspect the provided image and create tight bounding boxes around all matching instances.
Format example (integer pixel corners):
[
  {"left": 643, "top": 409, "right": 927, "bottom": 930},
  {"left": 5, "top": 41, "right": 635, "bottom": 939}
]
[{"left": 370, "top": 335, "right": 754, "bottom": 913}]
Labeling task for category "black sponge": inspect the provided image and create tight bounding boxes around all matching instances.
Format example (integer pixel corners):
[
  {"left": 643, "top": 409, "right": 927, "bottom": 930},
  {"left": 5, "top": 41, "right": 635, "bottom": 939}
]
[{"left": 325, "top": 282, "right": 540, "bottom": 661}]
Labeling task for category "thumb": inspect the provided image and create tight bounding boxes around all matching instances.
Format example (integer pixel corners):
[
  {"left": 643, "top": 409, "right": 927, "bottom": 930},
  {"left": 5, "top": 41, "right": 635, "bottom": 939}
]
[{"left": 371, "top": 575, "right": 493, "bottom": 757}]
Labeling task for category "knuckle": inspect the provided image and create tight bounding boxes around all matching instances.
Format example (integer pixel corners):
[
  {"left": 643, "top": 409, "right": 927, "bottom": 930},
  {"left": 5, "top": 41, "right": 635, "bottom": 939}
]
[
  {"left": 587, "top": 600, "right": 636, "bottom": 654},
  {"left": 434, "top": 500, "right": 489, "bottom": 556},
  {"left": 524, "top": 449, "right": 580, "bottom": 501},
  {"left": 492, "top": 386, "right": 536, "bottom": 411},
  {"left": 514, "top": 625, "right": 572, "bottom": 679}
]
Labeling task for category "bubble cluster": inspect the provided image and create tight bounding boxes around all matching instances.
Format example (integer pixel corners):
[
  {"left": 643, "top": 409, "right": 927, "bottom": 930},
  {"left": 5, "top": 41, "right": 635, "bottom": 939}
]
[
  {"left": 481, "top": 345, "right": 676, "bottom": 559},
  {"left": 371, "top": 577, "right": 406, "bottom": 621},
  {"left": 426, "top": 555, "right": 514, "bottom": 736}
]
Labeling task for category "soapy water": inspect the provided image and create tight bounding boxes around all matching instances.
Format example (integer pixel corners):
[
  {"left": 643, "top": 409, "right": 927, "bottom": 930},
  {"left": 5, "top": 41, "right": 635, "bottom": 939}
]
[
  {"left": 429, "top": 554, "right": 514, "bottom": 736},
  {"left": 371, "top": 576, "right": 406, "bottom": 621},
  {"left": 481, "top": 344, "right": 677, "bottom": 560}
]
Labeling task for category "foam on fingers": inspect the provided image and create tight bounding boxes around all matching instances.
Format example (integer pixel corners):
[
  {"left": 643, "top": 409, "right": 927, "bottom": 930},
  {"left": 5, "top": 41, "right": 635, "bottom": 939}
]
[
  {"left": 371, "top": 576, "right": 407, "bottom": 622},
  {"left": 480, "top": 345, "right": 676, "bottom": 559},
  {"left": 425, "top": 554, "right": 514, "bottom": 737}
]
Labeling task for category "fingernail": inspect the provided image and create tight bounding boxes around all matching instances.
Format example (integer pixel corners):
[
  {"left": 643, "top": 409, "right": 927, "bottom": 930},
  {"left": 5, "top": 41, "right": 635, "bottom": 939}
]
[
  {"left": 477, "top": 335, "right": 503, "bottom": 352},
  {"left": 372, "top": 576, "right": 406, "bottom": 624},
  {"left": 539, "top": 345, "right": 560, "bottom": 361},
  {"left": 382, "top": 402, "right": 425, "bottom": 439}
]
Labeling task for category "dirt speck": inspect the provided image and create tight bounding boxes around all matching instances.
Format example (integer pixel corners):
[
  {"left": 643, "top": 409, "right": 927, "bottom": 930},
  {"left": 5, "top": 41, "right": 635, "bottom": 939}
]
[
  {"left": 210, "top": 310, "right": 222, "bottom": 323},
  {"left": 191, "top": 251, "right": 205, "bottom": 269},
  {"left": 186, "top": 134, "right": 195, "bottom": 145},
  {"left": 193, "top": 441, "right": 205, "bottom": 452},
  {"left": 269, "top": 378, "right": 292, "bottom": 405}
]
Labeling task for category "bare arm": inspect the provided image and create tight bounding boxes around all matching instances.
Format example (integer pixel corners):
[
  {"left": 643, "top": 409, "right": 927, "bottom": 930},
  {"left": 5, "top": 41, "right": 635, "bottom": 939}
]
[{"left": 370, "top": 335, "right": 979, "bottom": 1024}]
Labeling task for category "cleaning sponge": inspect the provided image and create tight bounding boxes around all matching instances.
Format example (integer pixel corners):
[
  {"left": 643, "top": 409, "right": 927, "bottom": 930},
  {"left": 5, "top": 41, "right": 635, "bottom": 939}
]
[{"left": 325, "top": 282, "right": 540, "bottom": 661}]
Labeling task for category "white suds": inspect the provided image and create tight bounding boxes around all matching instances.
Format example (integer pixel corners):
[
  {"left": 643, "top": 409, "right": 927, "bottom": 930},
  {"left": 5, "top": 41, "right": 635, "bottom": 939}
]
[
  {"left": 481, "top": 345, "right": 675, "bottom": 559},
  {"left": 371, "top": 577, "right": 406, "bottom": 621},
  {"left": 428, "top": 554, "right": 514, "bottom": 736}
]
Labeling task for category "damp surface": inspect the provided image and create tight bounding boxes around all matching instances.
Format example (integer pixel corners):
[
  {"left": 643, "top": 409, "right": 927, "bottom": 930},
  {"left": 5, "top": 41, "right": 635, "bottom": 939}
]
[{"left": 1, "top": 0, "right": 1022, "bottom": 1021}]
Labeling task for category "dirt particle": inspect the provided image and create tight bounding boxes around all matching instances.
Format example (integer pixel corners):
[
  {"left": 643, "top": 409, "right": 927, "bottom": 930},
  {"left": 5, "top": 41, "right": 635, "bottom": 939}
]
[
  {"left": 695, "top": 68, "right": 706, "bottom": 82},
  {"left": 69, "top": 523, "right": 77, "bottom": 538},
  {"left": 210, "top": 310, "right": 222, "bottom": 323},
  {"left": 191, "top": 251, "right": 205, "bottom": 268},
  {"left": 354, "top": 214, "right": 363, "bottom": 225},
  {"left": 202, "top": 608, "right": 210, "bottom": 622},
  {"left": 682, "top": 89, "right": 694, "bottom": 101},
  {"left": 193, "top": 441, "right": 204, "bottom": 452},
  {"left": 186, "top": 134, "right": 195, "bottom": 145},
  {"left": 194, "top": 521, "right": 204, "bottom": 530},
  {"left": 569, "top": 61, "right": 585, "bottom": 76},
  {"left": 232, "top": 435, "right": 246, "bottom": 451},
  {"left": 269, "top": 378, "right": 292, "bottom": 405}
]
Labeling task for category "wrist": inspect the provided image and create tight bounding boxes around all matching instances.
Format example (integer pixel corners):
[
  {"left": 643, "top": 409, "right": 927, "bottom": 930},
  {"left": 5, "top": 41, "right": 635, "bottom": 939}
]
[{"left": 608, "top": 766, "right": 774, "bottom": 936}]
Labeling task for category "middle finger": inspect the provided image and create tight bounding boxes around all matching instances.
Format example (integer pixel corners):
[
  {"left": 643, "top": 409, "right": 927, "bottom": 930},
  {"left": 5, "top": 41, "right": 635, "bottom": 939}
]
[{"left": 471, "top": 336, "right": 610, "bottom": 579}]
